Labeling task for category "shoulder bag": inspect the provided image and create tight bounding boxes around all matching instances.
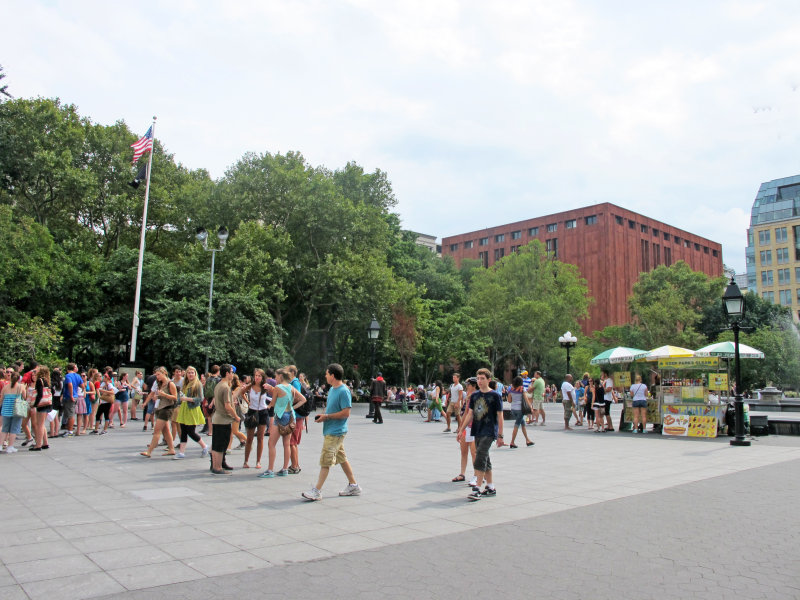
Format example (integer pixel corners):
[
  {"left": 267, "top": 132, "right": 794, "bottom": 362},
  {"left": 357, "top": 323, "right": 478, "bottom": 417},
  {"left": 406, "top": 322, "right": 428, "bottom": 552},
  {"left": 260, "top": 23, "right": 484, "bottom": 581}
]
[{"left": 13, "top": 392, "right": 29, "bottom": 418}]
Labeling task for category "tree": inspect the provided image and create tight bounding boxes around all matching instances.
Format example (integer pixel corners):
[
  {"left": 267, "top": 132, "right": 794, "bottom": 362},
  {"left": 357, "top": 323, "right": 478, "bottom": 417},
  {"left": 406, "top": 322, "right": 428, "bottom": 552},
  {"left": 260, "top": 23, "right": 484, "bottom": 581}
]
[
  {"left": 0, "top": 65, "right": 11, "bottom": 100},
  {"left": 629, "top": 261, "right": 726, "bottom": 349},
  {"left": 468, "top": 241, "right": 590, "bottom": 377}
]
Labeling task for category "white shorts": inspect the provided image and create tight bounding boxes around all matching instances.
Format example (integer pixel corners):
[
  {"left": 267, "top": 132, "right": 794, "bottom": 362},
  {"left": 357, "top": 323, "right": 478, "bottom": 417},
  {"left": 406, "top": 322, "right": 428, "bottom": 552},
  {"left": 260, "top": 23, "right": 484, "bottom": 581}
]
[{"left": 463, "top": 426, "right": 475, "bottom": 443}]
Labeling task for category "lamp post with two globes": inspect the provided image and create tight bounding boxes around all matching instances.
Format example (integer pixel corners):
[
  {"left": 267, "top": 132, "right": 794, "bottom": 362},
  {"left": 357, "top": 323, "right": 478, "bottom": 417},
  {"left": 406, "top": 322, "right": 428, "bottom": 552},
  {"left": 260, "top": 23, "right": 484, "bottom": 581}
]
[{"left": 196, "top": 226, "right": 229, "bottom": 374}]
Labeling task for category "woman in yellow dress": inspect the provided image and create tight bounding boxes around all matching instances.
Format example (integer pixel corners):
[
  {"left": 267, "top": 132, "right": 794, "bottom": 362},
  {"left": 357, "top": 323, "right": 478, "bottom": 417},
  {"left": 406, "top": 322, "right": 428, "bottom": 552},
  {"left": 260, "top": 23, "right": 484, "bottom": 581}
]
[{"left": 174, "top": 366, "right": 209, "bottom": 459}]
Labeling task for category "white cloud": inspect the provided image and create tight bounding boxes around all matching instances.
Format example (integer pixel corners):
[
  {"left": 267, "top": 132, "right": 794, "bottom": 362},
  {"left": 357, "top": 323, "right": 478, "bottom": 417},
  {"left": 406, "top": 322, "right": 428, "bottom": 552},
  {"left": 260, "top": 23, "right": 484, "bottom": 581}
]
[{"left": 3, "top": 0, "right": 800, "bottom": 274}]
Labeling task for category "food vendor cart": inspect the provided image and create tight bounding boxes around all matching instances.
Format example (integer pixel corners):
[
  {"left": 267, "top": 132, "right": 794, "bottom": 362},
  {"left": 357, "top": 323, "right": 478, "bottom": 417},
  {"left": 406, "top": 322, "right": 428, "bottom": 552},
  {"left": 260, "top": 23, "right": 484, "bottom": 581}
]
[{"left": 657, "top": 356, "right": 725, "bottom": 438}]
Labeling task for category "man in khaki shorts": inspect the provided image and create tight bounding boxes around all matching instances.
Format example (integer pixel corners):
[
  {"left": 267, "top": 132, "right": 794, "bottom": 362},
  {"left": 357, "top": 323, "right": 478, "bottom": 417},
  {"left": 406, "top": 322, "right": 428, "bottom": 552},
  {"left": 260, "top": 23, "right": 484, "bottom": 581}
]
[
  {"left": 529, "top": 371, "right": 546, "bottom": 425},
  {"left": 444, "top": 373, "right": 463, "bottom": 433}
]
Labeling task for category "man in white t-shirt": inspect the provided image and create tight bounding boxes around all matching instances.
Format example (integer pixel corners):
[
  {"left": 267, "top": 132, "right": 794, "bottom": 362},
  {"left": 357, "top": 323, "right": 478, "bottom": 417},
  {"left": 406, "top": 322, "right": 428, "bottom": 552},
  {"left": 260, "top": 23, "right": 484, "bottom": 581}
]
[
  {"left": 444, "top": 373, "right": 464, "bottom": 433},
  {"left": 560, "top": 374, "right": 576, "bottom": 431},
  {"left": 602, "top": 370, "right": 617, "bottom": 432}
]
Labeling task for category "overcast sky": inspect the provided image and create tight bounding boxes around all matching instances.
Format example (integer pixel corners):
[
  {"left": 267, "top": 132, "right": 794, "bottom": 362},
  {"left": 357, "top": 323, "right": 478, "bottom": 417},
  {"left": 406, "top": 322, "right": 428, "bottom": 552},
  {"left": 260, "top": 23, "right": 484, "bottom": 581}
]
[{"left": 4, "top": 0, "right": 800, "bottom": 273}]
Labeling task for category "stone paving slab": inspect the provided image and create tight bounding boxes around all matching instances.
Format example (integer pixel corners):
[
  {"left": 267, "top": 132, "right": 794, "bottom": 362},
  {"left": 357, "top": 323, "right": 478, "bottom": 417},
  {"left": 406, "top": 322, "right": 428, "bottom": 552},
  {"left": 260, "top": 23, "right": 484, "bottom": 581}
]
[{"left": 1, "top": 403, "right": 799, "bottom": 599}]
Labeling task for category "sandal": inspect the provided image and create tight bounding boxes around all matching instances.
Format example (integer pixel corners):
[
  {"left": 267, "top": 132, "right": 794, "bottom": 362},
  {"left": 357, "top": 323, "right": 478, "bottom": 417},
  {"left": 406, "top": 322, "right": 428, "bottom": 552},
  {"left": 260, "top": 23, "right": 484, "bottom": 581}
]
[
  {"left": 255, "top": 463, "right": 262, "bottom": 469},
  {"left": 243, "top": 463, "right": 250, "bottom": 469},
  {"left": 509, "top": 444, "right": 518, "bottom": 448},
  {"left": 526, "top": 441, "right": 534, "bottom": 446},
  {"left": 452, "top": 474, "right": 465, "bottom": 482},
  {"left": 162, "top": 451, "right": 175, "bottom": 456},
  {"left": 139, "top": 452, "right": 151, "bottom": 458}
]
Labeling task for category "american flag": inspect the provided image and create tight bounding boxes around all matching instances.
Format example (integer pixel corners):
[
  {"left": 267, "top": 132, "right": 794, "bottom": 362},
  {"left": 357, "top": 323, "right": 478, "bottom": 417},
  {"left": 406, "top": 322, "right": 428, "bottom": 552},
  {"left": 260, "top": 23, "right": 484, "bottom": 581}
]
[{"left": 131, "top": 126, "right": 153, "bottom": 164}]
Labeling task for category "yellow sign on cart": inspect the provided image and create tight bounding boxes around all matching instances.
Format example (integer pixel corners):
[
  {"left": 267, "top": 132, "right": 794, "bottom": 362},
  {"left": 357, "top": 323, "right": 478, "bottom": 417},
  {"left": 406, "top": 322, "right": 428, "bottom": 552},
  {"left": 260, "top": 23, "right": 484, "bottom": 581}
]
[
  {"left": 657, "top": 357, "right": 719, "bottom": 370},
  {"left": 613, "top": 372, "right": 631, "bottom": 387},
  {"left": 708, "top": 373, "right": 728, "bottom": 391}
]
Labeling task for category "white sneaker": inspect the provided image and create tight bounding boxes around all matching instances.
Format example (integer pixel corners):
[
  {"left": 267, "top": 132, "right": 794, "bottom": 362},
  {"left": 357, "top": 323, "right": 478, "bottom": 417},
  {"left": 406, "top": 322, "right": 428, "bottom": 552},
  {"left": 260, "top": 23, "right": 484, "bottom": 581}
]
[
  {"left": 172, "top": 453, "right": 185, "bottom": 460},
  {"left": 339, "top": 483, "right": 362, "bottom": 496},
  {"left": 302, "top": 487, "right": 322, "bottom": 501},
  {"left": 468, "top": 476, "right": 477, "bottom": 487},
  {"left": 6, "top": 446, "right": 18, "bottom": 454}
]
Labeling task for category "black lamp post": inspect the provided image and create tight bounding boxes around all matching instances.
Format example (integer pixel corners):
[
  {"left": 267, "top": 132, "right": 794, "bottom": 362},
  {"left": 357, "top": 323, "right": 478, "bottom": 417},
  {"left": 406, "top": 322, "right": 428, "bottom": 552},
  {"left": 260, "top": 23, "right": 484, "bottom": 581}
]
[
  {"left": 722, "top": 277, "right": 750, "bottom": 447},
  {"left": 559, "top": 331, "right": 577, "bottom": 377},
  {"left": 365, "top": 316, "right": 381, "bottom": 419}
]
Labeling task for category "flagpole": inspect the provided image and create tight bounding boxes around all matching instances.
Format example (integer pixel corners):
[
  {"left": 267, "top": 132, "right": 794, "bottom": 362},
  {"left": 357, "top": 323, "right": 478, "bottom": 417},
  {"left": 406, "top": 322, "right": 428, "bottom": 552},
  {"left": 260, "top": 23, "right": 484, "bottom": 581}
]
[{"left": 129, "top": 116, "right": 156, "bottom": 363}]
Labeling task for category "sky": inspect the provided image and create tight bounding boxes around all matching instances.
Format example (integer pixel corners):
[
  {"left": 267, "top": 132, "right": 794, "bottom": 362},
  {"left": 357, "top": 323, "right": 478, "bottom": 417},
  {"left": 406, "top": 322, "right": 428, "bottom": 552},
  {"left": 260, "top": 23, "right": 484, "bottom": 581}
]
[{"left": 4, "top": 0, "right": 800, "bottom": 273}]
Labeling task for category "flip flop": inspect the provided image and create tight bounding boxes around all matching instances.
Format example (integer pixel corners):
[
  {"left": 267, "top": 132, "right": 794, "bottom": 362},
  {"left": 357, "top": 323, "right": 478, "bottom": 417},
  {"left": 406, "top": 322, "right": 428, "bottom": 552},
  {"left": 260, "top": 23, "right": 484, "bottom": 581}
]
[
  {"left": 526, "top": 441, "right": 535, "bottom": 446},
  {"left": 243, "top": 463, "right": 250, "bottom": 469},
  {"left": 162, "top": 451, "right": 175, "bottom": 456},
  {"left": 452, "top": 474, "right": 465, "bottom": 482},
  {"left": 139, "top": 452, "right": 151, "bottom": 458}
]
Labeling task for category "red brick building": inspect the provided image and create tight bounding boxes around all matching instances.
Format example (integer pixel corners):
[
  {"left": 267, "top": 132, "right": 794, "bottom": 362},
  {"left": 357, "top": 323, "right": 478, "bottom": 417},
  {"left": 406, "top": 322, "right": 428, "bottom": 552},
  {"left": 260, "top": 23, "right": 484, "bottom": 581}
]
[{"left": 441, "top": 203, "right": 723, "bottom": 334}]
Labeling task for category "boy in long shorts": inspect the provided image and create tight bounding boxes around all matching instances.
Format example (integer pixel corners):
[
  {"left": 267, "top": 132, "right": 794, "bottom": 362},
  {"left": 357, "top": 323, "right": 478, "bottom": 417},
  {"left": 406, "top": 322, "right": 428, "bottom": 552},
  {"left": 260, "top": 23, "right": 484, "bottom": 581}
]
[{"left": 457, "top": 368, "right": 504, "bottom": 501}]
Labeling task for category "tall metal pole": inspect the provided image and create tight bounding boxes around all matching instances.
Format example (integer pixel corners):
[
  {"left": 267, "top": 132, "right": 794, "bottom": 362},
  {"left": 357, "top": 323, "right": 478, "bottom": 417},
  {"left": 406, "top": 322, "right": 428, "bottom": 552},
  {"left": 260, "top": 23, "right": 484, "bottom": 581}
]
[
  {"left": 731, "top": 322, "right": 751, "bottom": 446},
  {"left": 130, "top": 117, "right": 156, "bottom": 363},
  {"left": 205, "top": 248, "right": 217, "bottom": 375},
  {"left": 566, "top": 345, "right": 571, "bottom": 377}
]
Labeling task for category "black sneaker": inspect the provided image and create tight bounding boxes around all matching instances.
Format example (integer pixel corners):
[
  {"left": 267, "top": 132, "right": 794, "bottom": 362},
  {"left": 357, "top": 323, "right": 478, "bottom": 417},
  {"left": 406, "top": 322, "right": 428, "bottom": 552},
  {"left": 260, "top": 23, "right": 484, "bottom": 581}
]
[
  {"left": 467, "top": 486, "right": 482, "bottom": 502},
  {"left": 222, "top": 463, "right": 234, "bottom": 471},
  {"left": 481, "top": 487, "right": 497, "bottom": 497}
]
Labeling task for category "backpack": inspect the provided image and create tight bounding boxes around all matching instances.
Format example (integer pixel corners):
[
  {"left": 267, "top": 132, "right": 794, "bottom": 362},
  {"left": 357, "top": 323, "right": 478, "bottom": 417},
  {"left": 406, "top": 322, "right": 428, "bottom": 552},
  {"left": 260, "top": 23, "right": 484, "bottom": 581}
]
[
  {"left": 204, "top": 376, "right": 220, "bottom": 400},
  {"left": 294, "top": 383, "right": 315, "bottom": 418}
]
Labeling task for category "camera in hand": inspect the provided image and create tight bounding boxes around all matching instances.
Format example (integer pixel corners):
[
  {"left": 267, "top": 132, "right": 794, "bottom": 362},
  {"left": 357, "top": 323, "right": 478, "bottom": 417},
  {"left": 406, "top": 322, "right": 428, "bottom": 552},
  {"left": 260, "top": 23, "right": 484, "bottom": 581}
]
[{"left": 314, "top": 414, "right": 322, "bottom": 422}]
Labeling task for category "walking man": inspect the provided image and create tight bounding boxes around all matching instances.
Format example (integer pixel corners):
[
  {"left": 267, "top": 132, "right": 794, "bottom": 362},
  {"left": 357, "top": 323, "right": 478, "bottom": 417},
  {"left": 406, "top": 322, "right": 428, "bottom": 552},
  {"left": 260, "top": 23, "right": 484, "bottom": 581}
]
[
  {"left": 302, "top": 363, "right": 361, "bottom": 501},
  {"left": 561, "top": 374, "right": 576, "bottom": 430},
  {"left": 458, "top": 368, "right": 504, "bottom": 501},
  {"left": 370, "top": 372, "right": 386, "bottom": 424},
  {"left": 529, "top": 371, "right": 546, "bottom": 426}
]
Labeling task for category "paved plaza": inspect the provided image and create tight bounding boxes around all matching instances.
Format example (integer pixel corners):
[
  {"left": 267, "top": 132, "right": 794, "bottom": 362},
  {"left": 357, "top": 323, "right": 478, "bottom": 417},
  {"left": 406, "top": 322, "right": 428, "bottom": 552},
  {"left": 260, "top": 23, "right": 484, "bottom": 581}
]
[{"left": 1, "top": 403, "right": 799, "bottom": 600}]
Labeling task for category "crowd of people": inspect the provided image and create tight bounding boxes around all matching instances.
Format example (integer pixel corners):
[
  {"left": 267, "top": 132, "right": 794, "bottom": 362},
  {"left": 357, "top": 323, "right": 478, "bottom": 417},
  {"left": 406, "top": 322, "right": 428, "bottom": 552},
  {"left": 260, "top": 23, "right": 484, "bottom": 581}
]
[{"left": 3, "top": 355, "right": 650, "bottom": 504}]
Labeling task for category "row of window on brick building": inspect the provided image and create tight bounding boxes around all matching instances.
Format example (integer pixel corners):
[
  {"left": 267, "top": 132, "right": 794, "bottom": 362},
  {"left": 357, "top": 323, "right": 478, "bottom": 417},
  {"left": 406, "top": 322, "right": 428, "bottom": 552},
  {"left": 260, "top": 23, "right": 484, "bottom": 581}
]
[{"left": 448, "top": 213, "right": 718, "bottom": 258}]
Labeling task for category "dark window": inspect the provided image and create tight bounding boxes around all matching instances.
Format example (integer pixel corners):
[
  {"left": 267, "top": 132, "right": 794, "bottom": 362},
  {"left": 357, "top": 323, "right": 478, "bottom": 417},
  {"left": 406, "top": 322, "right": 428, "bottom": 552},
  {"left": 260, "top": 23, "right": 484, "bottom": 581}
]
[
  {"left": 546, "top": 238, "right": 558, "bottom": 258},
  {"left": 585, "top": 215, "right": 597, "bottom": 225},
  {"left": 449, "top": 243, "right": 458, "bottom": 252},
  {"left": 511, "top": 230, "right": 521, "bottom": 240},
  {"left": 712, "top": 249, "right": 718, "bottom": 257},
  {"left": 654, "top": 243, "right": 661, "bottom": 266},
  {"left": 652, "top": 228, "right": 659, "bottom": 237},
  {"left": 547, "top": 223, "right": 557, "bottom": 233},
  {"left": 694, "top": 243, "right": 700, "bottom": 251},
  {"left": 494, "top": 248, "right": 505, "bottom": 261},
  {"left": 615, "top": 216, "right": 623, "bottom": 225},
  {"left": 665, "top": 247, "right": 672, "bottom": 266},
  {"left": 703, "top": 246, "right": 709, "bottom": 254},
  {"left": 528, "top": 227, "right": 539, "bottom": 236},
  {"left": 641, "top": 239, "right": 650, "bottom": 272},
  {"left": 663, "top": 232, "right": 670, "bottom": 241},
  {"left": 479, "top": 237, "right": 488, "bottom": 246},
  {"left": 478, "top": 251, "right": 488, "bottom": 268},
  {"left": 628, "top": 220, "right": 636, "bottom": 229},
  {"left": 565, "top": 219, "right": 576, "bottom": 229},
  {"left": 641, "top": 224, "right": 648, "bottom": 233},
  {"left": 674, "top": 235, "right": 680, "bottom": 244},
  {"left": 464, "top": 240, "right": 473, "bottom": 249},
  {"left": 495, "top": 234, "right": 505, "bottom": 243}
]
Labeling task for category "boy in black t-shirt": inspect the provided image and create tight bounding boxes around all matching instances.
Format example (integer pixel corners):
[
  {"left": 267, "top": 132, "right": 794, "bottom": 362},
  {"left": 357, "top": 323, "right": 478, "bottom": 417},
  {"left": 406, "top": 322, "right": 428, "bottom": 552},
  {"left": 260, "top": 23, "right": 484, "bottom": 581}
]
[{"left": 457, "top": 368, "right": 504, "bottom": 501}]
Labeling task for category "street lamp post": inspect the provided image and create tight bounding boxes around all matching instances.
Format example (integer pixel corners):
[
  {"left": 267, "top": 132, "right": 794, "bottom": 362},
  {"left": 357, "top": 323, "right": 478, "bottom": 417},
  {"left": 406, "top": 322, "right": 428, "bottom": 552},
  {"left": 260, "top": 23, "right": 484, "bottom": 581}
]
[
  {"left": 559, "top": 331, "right": 578, "bottom": 377},
  {"left": 196, "top": 226, "right": 229, "bottom": 374},
  {"left": 723, "top": 277, "right": 751, "bottom": 447},
  {"left": 365, "top": 316, "right": 381, "bottom": 419}
]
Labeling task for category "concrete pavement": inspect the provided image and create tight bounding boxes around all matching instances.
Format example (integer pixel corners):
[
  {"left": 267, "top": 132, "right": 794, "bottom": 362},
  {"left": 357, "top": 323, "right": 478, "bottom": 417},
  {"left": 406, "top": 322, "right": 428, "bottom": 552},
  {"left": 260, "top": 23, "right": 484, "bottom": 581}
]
[{"left": 1, "top": 403, "right": 798, "bottom": 599}]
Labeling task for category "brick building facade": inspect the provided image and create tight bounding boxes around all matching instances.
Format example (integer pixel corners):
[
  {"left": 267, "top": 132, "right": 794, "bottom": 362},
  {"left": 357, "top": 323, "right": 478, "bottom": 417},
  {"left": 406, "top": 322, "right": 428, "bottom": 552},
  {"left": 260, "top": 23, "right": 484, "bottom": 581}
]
[{"left": 441, "top": 203, "right": 723, "bottom": 334}]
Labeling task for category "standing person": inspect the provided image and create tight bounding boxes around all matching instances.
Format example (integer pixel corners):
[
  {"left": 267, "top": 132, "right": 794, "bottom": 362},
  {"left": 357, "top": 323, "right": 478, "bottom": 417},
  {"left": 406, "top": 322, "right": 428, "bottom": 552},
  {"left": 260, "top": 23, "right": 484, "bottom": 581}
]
[
  {"left": 287, "top": 365, "right": 306, "bottom": 473},
  {"left": 507, "top": 376, "right": 534, "bottom": 448},
  {"left": 444, "top": 373, "right": 464, "bottom": 432},
  {"left": 259, "top": 368, "right": 304, "bottom": 478},
  {"left": 369, "top": 372, "right": 386, "bottom": 425},
  {"left": 29, "top": 366, "right": 52, "bottom": 450},
  {"left": 529, "top": 371, "right": 546, "bottom": 426},
  {"left": 174, "top": 366, "right": 209, "bottom": 459},
  {"left": 201, "top": 365, "right": 221, "bottom": 436},
  {"left": 94, "top": 371, "right": 116, "bottom": 435},
  {"left": 140, "top": 367, "right": 178, "bottom": 458},
  {"left": 561, "top": 374, "right": 576, "bottom": 431},
  {"left": 228, "top": 374, "right": 248, "bottom": 450},
  {"left": 593, "top": 378, "right": 606, "bottom": 432},
  {"left": 452, "top": 377, "right": 478, "bottom": 485},
  {"left": 584, "top": 375, "right": 595, "bottom": 430},
  {"left": 210, "top": 364, "right": 238, "bottom": 474},
  {"left": 49, "top": 367, "right": 63, "bottom": 439},
  {"left": 629, "top": 374, "right": 649, "bottom": 433},
  {"left": 602, "top": 370, "right": 617, "bottom": 432},
  {"left": 243, "top": 368, "right": 270, "bottom": 469},
  {"left": 0, "top": 372, "right": 26, "bottom": 453},
  {"left": 85, "top": 369, "right": 100, "bottom": 434},
  {"left": 301, "top": 363, "right": 360, "bottom": 500},
  {"left": 574, "top": 380, "right": 585, "bottom": 426},
  {"left": 170, "top": 366, "right": 184, "bottom": 444},
  {"left": 113, "top": 372, "right": 131, "bottom": 428},
  {"left": 141, "top": 368, "right": 158, "bottom": 432},
  {"left": 130, "top": 371, "right": 143, "bottom": 421},
  {"left": 458, "top": 368, "right": 504, "bottom": 501},
  {"left": 61, "top": 364, "right": 83, "bottom": 437}
]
